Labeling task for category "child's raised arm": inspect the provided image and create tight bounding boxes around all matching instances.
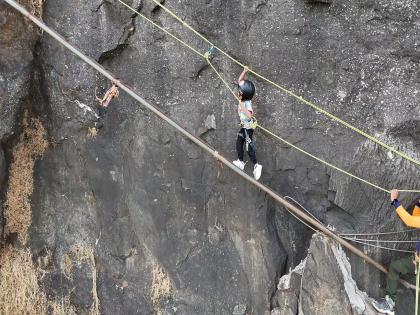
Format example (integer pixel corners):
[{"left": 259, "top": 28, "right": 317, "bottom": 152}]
[{"left": 238, "top": 66, "right": 249, "bottom": 84}]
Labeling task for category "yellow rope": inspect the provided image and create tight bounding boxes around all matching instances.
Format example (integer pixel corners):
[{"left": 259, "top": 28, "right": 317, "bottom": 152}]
[
  {"left": 116, "top": 0, "right": 420, "bottom": 193},
  {"left": 206, "top": 59, "right": 420, "bottom": 193},
  {"left": 206, "top": 59, "right": 240, "bottom": 102},
  {"left": 145, "top": 0, "right": 420, "bottom": 168}
]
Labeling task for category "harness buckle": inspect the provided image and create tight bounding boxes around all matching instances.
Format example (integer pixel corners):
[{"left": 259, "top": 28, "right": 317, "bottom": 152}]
[{"left": 204, "top": 46, "right": 216, "bottom": 60}]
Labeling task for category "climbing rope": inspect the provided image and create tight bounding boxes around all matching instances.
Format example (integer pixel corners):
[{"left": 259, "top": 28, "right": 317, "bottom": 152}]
[
  {"left": 341, "top": 229, "right": 419, "bottom": 236},
  {"left": 286, "top": 204, "right": 415, "bottom": 253},
  {"left": 115, "top": 0, "right": 420, "bottom": 194},
  {"left": 346, "top": 238, "right": 418, "bottom": 244},
  {"left": 284, "top": 196, "right": 324, "bottom": 226},
  {"left": 342, "top": 237, "right": 414, "bottom": 254},
  {"left": 285, "top": 196, "right": 420, "bottom": 239},
  {"left": 141, "top": 0, "right": 420, "bottom": 169},
  {"left": 285, "top": 196, "right": 419, "bottom": 255}
]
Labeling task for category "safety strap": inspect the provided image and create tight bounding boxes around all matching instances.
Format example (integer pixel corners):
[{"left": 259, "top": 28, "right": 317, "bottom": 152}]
[{"left": 244, "top": 128, "right": 252, "bottom": 151}]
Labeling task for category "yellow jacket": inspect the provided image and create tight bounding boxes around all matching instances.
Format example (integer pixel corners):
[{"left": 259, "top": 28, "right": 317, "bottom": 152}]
[{"left": 394, "top": 201, "right": 420, "bottom": 228}]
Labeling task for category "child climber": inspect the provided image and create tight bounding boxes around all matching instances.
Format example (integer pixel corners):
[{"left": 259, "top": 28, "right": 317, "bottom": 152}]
[{"left": 232, "top": 66, "right": 263, "bottom": 180}]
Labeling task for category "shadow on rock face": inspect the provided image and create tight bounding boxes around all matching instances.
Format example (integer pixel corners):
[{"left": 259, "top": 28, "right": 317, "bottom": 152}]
[
  {"left": 306, "top": 0, "right": 333, "bottom": 4},
  {"left": 0, "top": 145, "right": 5, "bottom": 189}
]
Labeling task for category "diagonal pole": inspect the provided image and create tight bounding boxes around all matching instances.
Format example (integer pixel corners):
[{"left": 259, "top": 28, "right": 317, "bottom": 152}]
[{"left": 4, "top": 0, "right": 399, "bottom": 278}]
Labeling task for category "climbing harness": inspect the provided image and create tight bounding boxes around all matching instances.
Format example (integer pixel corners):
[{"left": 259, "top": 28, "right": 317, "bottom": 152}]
[
  {"left": 116, "top": 0, "right": 420, "bottom": 169},
  {"left": 239, "top": 128, "right": 253, "bottom": 152}
]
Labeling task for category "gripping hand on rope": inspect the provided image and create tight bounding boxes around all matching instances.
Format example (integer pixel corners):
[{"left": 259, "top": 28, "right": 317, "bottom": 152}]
[
  {"left": 97, "top": 80, "right": 120, "bottom": 108},
  {"left": 391, "top": 189, "right": 420, "bottom": 228}
]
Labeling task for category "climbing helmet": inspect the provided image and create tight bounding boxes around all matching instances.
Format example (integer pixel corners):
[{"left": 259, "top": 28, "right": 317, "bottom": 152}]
[{"left": 238, "top": 80, "right": 255, "bottom": 101}]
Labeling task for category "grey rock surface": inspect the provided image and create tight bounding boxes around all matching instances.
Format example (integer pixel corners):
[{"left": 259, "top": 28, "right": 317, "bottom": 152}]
[
  {"left": 299, "top": 234, "right": 380, "bottom": 315},
  {"left": 0, "top": 145, "right": 5, "bottom": 190},
  {"left": 0, "top": 0, "right": 39, "bottom": 248},
  {"left": 271, "top": 259, "right": 304, "bottom": 315},
  {"left": 272, "top": 234, "right": 380, "bottom": 315},
  {"left": 1, "top": 0, "right": 420, "bottom": 314},
  {"left": 0, "top": 145, "right": 4, "bottom": 239},
  {"left": 0, "top": 0, "right": 38, "bottom": 141}
]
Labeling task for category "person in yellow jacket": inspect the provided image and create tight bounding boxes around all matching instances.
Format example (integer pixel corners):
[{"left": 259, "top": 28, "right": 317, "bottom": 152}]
[
  {"left": 372, "top": 189, "right": 420, "bottom": 315},
  {"left": 391, "top": 189, "right": 420, "bottom": 227}
]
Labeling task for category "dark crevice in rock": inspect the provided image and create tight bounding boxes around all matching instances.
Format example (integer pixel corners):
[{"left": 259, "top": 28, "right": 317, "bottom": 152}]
[
  {"left": 190, "top": 63, "right": 209, "bottom": 81},
  {"left": 390, "top": 49, "right": 420, "bottom": 63},
  {"left": 151, "top": 0, "right": 165, "bottom": 15},
  {"left": 97, "top": 5, "right": 139, "bottom": 65},
  {"left": 306, "top": 0, "right": 333, "bottom": 5},
  {"left": 32, "top": 42, "right": 53, "bottom": 127},
  {"left": 98, "top": 43, "right": 130, "bottom": 64},
  {"left": 255, "top": 0, "right": 269, "bottom": 13},
  {"left": 246, "top": 0, "right": 269, "bottom": 31},
  {"left": 127, "top": 2, "right": 144, "bottom": 19},
  {"left": 0, "top": 37, "right": 49, "bottom": 245},
  {"left": 94, "top": 0, "right": 111, "bottom": 13}
]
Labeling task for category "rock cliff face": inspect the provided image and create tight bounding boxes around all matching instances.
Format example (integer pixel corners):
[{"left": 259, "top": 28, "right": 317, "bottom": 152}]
[
  {"left": 273, "top": 234, "right": 381, "bottom": 315},
  {"left": 1, "top": 0, "right": 420, "bottom": 314}
]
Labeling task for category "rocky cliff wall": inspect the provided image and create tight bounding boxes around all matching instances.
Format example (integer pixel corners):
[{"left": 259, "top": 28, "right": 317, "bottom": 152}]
[{"left": 1, "top": 0, "right": 420, "bottom": 314}]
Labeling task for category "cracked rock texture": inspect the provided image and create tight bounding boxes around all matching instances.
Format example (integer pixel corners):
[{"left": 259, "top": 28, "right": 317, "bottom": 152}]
[
  {"left": 273, "top": 234, "right": 381, "bottom": 315},
  {"left": 2, "top": 0, "right": 420, "bottom": 314}
]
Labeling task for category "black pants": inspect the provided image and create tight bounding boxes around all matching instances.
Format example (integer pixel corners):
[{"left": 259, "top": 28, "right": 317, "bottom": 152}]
[{"left": 236, "top": 128, "right": 257, "bottom": 165}]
